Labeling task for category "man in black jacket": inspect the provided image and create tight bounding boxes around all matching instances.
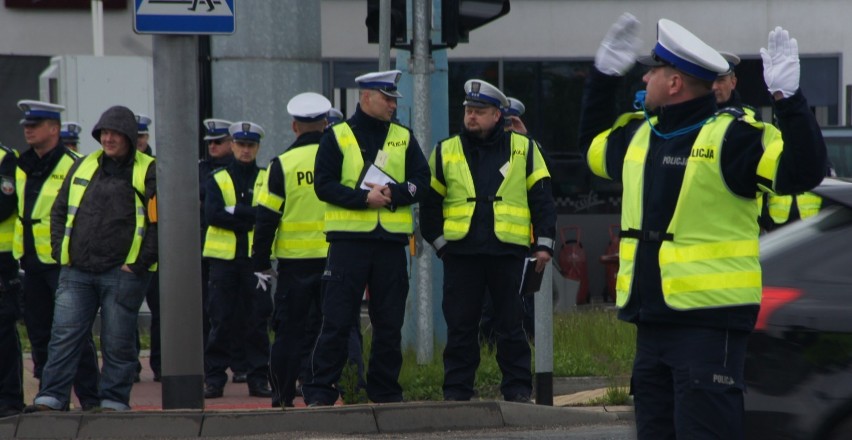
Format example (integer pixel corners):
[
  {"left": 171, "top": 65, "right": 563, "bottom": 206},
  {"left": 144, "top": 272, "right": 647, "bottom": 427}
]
[
  {"left": 26, "top": 105, "right": 157, "bottom": 412},
  {"left": 579, "top": 15, "right": 826, "bottom": 439},
  {"left": 421, "top": 79, "right": 555, "bottom": 403}
]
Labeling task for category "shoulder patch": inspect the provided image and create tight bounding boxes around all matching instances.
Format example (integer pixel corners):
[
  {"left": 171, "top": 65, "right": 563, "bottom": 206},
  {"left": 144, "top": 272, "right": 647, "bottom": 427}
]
[{"left": 0, "top": 177, "right": 14, "bottom": 195}]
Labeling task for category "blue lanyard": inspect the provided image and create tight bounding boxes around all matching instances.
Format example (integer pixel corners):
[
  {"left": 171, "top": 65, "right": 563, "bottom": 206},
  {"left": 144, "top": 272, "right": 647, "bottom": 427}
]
[{"left": 633, "top": 91, "right": 715, "bottom": 140}]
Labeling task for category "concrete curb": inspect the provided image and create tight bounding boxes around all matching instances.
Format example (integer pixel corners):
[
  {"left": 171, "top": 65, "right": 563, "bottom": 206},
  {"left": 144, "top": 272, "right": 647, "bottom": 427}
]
[{"left": 4, "top": 401, "right": 632, "bottom": 438}]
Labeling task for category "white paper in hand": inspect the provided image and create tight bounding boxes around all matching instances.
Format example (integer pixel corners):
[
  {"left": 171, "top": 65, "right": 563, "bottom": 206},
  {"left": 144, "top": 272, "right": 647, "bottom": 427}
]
[{"left": 359, "top": 164, "right": 396, "bottom": 190}]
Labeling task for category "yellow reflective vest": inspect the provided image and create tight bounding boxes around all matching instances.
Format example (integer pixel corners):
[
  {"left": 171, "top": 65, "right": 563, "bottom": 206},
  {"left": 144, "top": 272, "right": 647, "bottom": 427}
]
[
  {"left": 59, "top": 150, "right": 155, "bottom": 268},
  {"left": 429, "top": 132, "right": 550, "bottom": 247},
  {"left": 323, "top": 122, "right": 413, "bottom": 234},
  {"left": 591, "top": 114, "right": 769, "bottom": 311},
  {"left": 258, "top": 144, "right": 329, "bottom": 259},
  {"left": 0, "top": 147, "right": 18, "bottom": 253},
  {"left": 14, "top": 148, "right": 79, "bottom": 263},
  {"left": 203, "top": 167, "right": 266, "bottom": 260}
]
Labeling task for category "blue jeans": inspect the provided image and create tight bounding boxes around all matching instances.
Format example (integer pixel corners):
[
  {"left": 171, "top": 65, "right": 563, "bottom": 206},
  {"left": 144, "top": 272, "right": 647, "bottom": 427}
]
[{"left": 34, "top": 266, "right": 150, "bottom": 411}]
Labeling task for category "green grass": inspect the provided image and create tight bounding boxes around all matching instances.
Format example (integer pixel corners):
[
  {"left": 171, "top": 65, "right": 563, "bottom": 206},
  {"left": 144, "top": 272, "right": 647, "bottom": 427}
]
[
  {"left": 17, "top": 307, "right": 636, "bottom": 405},
  {"left": 392, "top": 307, "right": 636, "bottom": 403}
]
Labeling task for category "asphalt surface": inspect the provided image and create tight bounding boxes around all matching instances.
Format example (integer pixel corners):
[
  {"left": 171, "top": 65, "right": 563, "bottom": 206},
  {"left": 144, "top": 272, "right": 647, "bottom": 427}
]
[{"left": 3, "top": 355, "right": 634, "bottom": 439}]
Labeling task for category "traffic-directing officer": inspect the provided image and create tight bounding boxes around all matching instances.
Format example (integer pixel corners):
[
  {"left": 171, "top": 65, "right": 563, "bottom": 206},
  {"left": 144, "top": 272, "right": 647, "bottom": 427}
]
[
  {"left": 14, "top": 100, "right": 99, "bottom": 410},
  {"left": 60, "top": 122, "right": 82, "bottom": 153},
  {"left": 302, "top": 70, "right": 430, "bottom": 406},
  {"left": 252, "top": 92, "right": 331, "bottom": 408},
  {"left": 135, "top": 114, "right": 154, "bottom": 156},
  {"left": 198, "top": 118, "right": 247, "bottom": 382},
  {"left": 202, "top": 121, "right": 272, "bottom": 399},
  {"left": 421, "top": 80, "right": 555, "bottom": 403},
  {"left": 579, "top": 15, "right": 826, "bottom": 439},
  {"left": 0, "top": 141, "right": 23, "bottom": 418},
  {"left": 28, "top": 104, "right": 158, "bottom": 412}
]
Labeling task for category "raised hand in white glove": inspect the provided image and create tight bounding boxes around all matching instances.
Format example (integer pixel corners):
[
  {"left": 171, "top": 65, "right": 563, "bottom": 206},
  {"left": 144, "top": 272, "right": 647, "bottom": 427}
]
[
  {"left": 594, "top": 12, "right": 642, "bottom": 76},
  {"left": 224, "top": 206, "right": 235, "bottom": 214},
  {"left": 760, "top": 26, "right": 800, "bottom": 99},
  {"left": 254, "top": 268, "right": 277, "bottom": 292}
]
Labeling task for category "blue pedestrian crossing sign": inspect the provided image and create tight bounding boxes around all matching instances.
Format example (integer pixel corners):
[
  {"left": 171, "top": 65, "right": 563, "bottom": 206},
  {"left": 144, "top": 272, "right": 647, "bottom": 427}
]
[{"left": 134, "top": 0, "right": 235, "bottom": 35}]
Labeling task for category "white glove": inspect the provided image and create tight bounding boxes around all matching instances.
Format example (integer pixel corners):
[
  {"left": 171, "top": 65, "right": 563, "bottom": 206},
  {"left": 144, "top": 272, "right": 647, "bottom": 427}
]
[
  {"left": 760, "top": 26, "right": 800, "bottom": 99},
  {"left": 594, "top": 13, "right": 642, "bottom": 76},
  {"left": 224, "top": 206, "right": 235, "bottom": 214},
  {"left": 254, "top": 268, "right": 277, "bottom": 292}
]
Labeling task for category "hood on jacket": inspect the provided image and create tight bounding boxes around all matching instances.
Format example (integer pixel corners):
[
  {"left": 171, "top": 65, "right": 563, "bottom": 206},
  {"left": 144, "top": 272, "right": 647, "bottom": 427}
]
[{"left": 92, "top": 105, "right": 138, "bottom": 150}]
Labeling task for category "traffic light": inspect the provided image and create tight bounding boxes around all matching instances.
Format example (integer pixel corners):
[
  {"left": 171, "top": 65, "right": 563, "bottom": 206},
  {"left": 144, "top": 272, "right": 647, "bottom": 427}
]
[
  {"left": 441, "top": 0, "right": 510, "bottom": 49},
  {"left": 366, "top": 0, "right": 408, "bottom": 48}
]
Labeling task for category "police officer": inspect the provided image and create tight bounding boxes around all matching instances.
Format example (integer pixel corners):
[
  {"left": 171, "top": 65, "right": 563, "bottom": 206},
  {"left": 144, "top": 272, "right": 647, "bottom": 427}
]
[
  {"left": 478, "top": 95, "right": 543, "bottom": 347},
  {"left": 132, "top": 113, "right": 159, "bottom": 382},
  {"left": 203, "top": 121, "right": 272, "bottom": 399},
  {"left": 712, "top": 51, "right": 759, "bottom": 116},
  {"left": 198, "top": 118, "right": 248, "bottom": 383},
  {"left": 14, "top": 100, "right": 99, "bottom": 410},
  {"left": 0, "top": 141, "right": 23, "bottom": 417},
  {"left": 579, "top": 15, "right": 826, "bottom": 439},
  {"left": 252, "top": 92, "right": 331, "bottom": 408},
  {"left": 327, "top": 108, "right": 345, "bottom": 125},
  {"left": 135, "top": 114, "right": 154, "bottom": 156},
  {"left": 302, "top": 70, "right": 430, "bottom": 406},
  {"left": 421, "top": 80, "right": 555, "bottom": 403},
  {"left": 60, "top": 122, "right": 82, "bottom": 153}
]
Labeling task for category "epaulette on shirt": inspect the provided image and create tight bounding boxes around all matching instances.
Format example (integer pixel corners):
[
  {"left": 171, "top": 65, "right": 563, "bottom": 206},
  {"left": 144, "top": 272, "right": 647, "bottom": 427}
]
[{"left": 717, "top": 106, "right": 746, "bottom": 119}]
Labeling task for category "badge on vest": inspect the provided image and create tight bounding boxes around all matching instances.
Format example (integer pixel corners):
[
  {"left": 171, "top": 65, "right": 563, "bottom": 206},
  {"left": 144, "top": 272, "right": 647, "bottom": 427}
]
[
  {"left": 73, "top": 177, "right": 89, "bottom": 187},
  {"left": 375, "top": 150, "right": 389, "bottom": 168},
  {"left": 499, "top": 161, "right": 510, "bottom": 177}
]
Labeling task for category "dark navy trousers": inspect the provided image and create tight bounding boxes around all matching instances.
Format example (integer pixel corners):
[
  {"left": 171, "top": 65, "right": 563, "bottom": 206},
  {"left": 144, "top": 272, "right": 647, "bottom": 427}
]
[
  {"left": 303, "top": 240, "right": 407, "bottom": 405},
  {"left": 204, "top": 258, "right": 271, "bottom": 389},
  {"left": 441, "top": 253, "right": 532, "bottom": 401},
  {"left": 632, "top": 323, "right": 749, "bottom": 440}
]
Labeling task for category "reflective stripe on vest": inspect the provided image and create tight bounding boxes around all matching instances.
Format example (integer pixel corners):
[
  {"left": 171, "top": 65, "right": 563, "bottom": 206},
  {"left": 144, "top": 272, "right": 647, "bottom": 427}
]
[
  {"left": 60, "top": 150, "right": 154, "bottom": 268},
  {"left": 767, "top": 192, "right": 822, "bottom": 223},
  {"left": 434, "top": 132, "right": 547, "bottom": 247},
  {"left": 14, "top": 149, "right": 78, "bottom": 262},
  {"left": 323, "top": 122, "right": 413, "bottom": 234},
  {"left": 616, "top": 114, "right": 761, "bottom": 311},
  {"left": 258, "top": 145, "right": 329, "bottom": 259},
  {"left": 587, "top": 112, "right": 648, "bottom": 180},
  {"left": 0, "top": 148, "right": 17, "bottom": 252},
  {"left": 203, "top": 167, "right": 266, "bottom": 260}
]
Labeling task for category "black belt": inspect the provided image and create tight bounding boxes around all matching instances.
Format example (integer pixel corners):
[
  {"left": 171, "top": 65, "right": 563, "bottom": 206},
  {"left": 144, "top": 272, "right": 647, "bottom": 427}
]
[
  {"left": 466, "top": 196, "right": 502, "bottom": 202},
  {"left": 619, "top": 228, "right": 673, "bottom": 242},
  {"left": 17, "top": 217, "right": 41, "bottom": 226}
]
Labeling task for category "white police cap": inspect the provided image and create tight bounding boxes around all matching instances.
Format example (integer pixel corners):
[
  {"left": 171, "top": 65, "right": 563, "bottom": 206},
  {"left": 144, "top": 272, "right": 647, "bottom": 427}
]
[
  {"left": 287, "top": 92, "right": 332, "bottom": 123},
  {"left": 229, "top": 121, "right": 265, "bottom": 143},
  {"left": 463, "top": 79, "right": 509, "bottom": 109},
  {"left": 637, "top": 19, "right": 728, "bottom": 82},
  {"left": 18, "top": 100, "right": 64, "bottom": 125},
  {"left": 203, "top": 118, "right": 233, "bottom": 141},
  {"left": 355, "top": 70, "right": 403, "bottom": 98},
  {"left": 60, "top": 122, "right": 82, "bottom": 142},
  {"left": 505, "top": 97, "right": 526, "bottom": 117},
  {"left": 135, "top": 114, "right": 152, "bottom": 134},
  {"left": 327, "top": 108, "right": 345, "bottom": 124},
  {"left": 717, "top": 51, "right": 741, "bottom": 76}
]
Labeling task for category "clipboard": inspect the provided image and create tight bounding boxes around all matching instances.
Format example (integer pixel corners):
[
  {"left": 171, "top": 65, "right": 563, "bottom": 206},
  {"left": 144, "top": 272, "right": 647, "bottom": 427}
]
[
  {"left": 358, "top": 161, "right": 397, "bottom": 190},
  {"left": 519, "top": 257, "right": 544, "bottom": 296}
]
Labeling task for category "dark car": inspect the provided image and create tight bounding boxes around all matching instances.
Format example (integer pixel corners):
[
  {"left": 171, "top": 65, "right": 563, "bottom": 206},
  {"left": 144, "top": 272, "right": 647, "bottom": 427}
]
[{"left": 745, "top": 177, "right": 852, "bottom": 440}]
